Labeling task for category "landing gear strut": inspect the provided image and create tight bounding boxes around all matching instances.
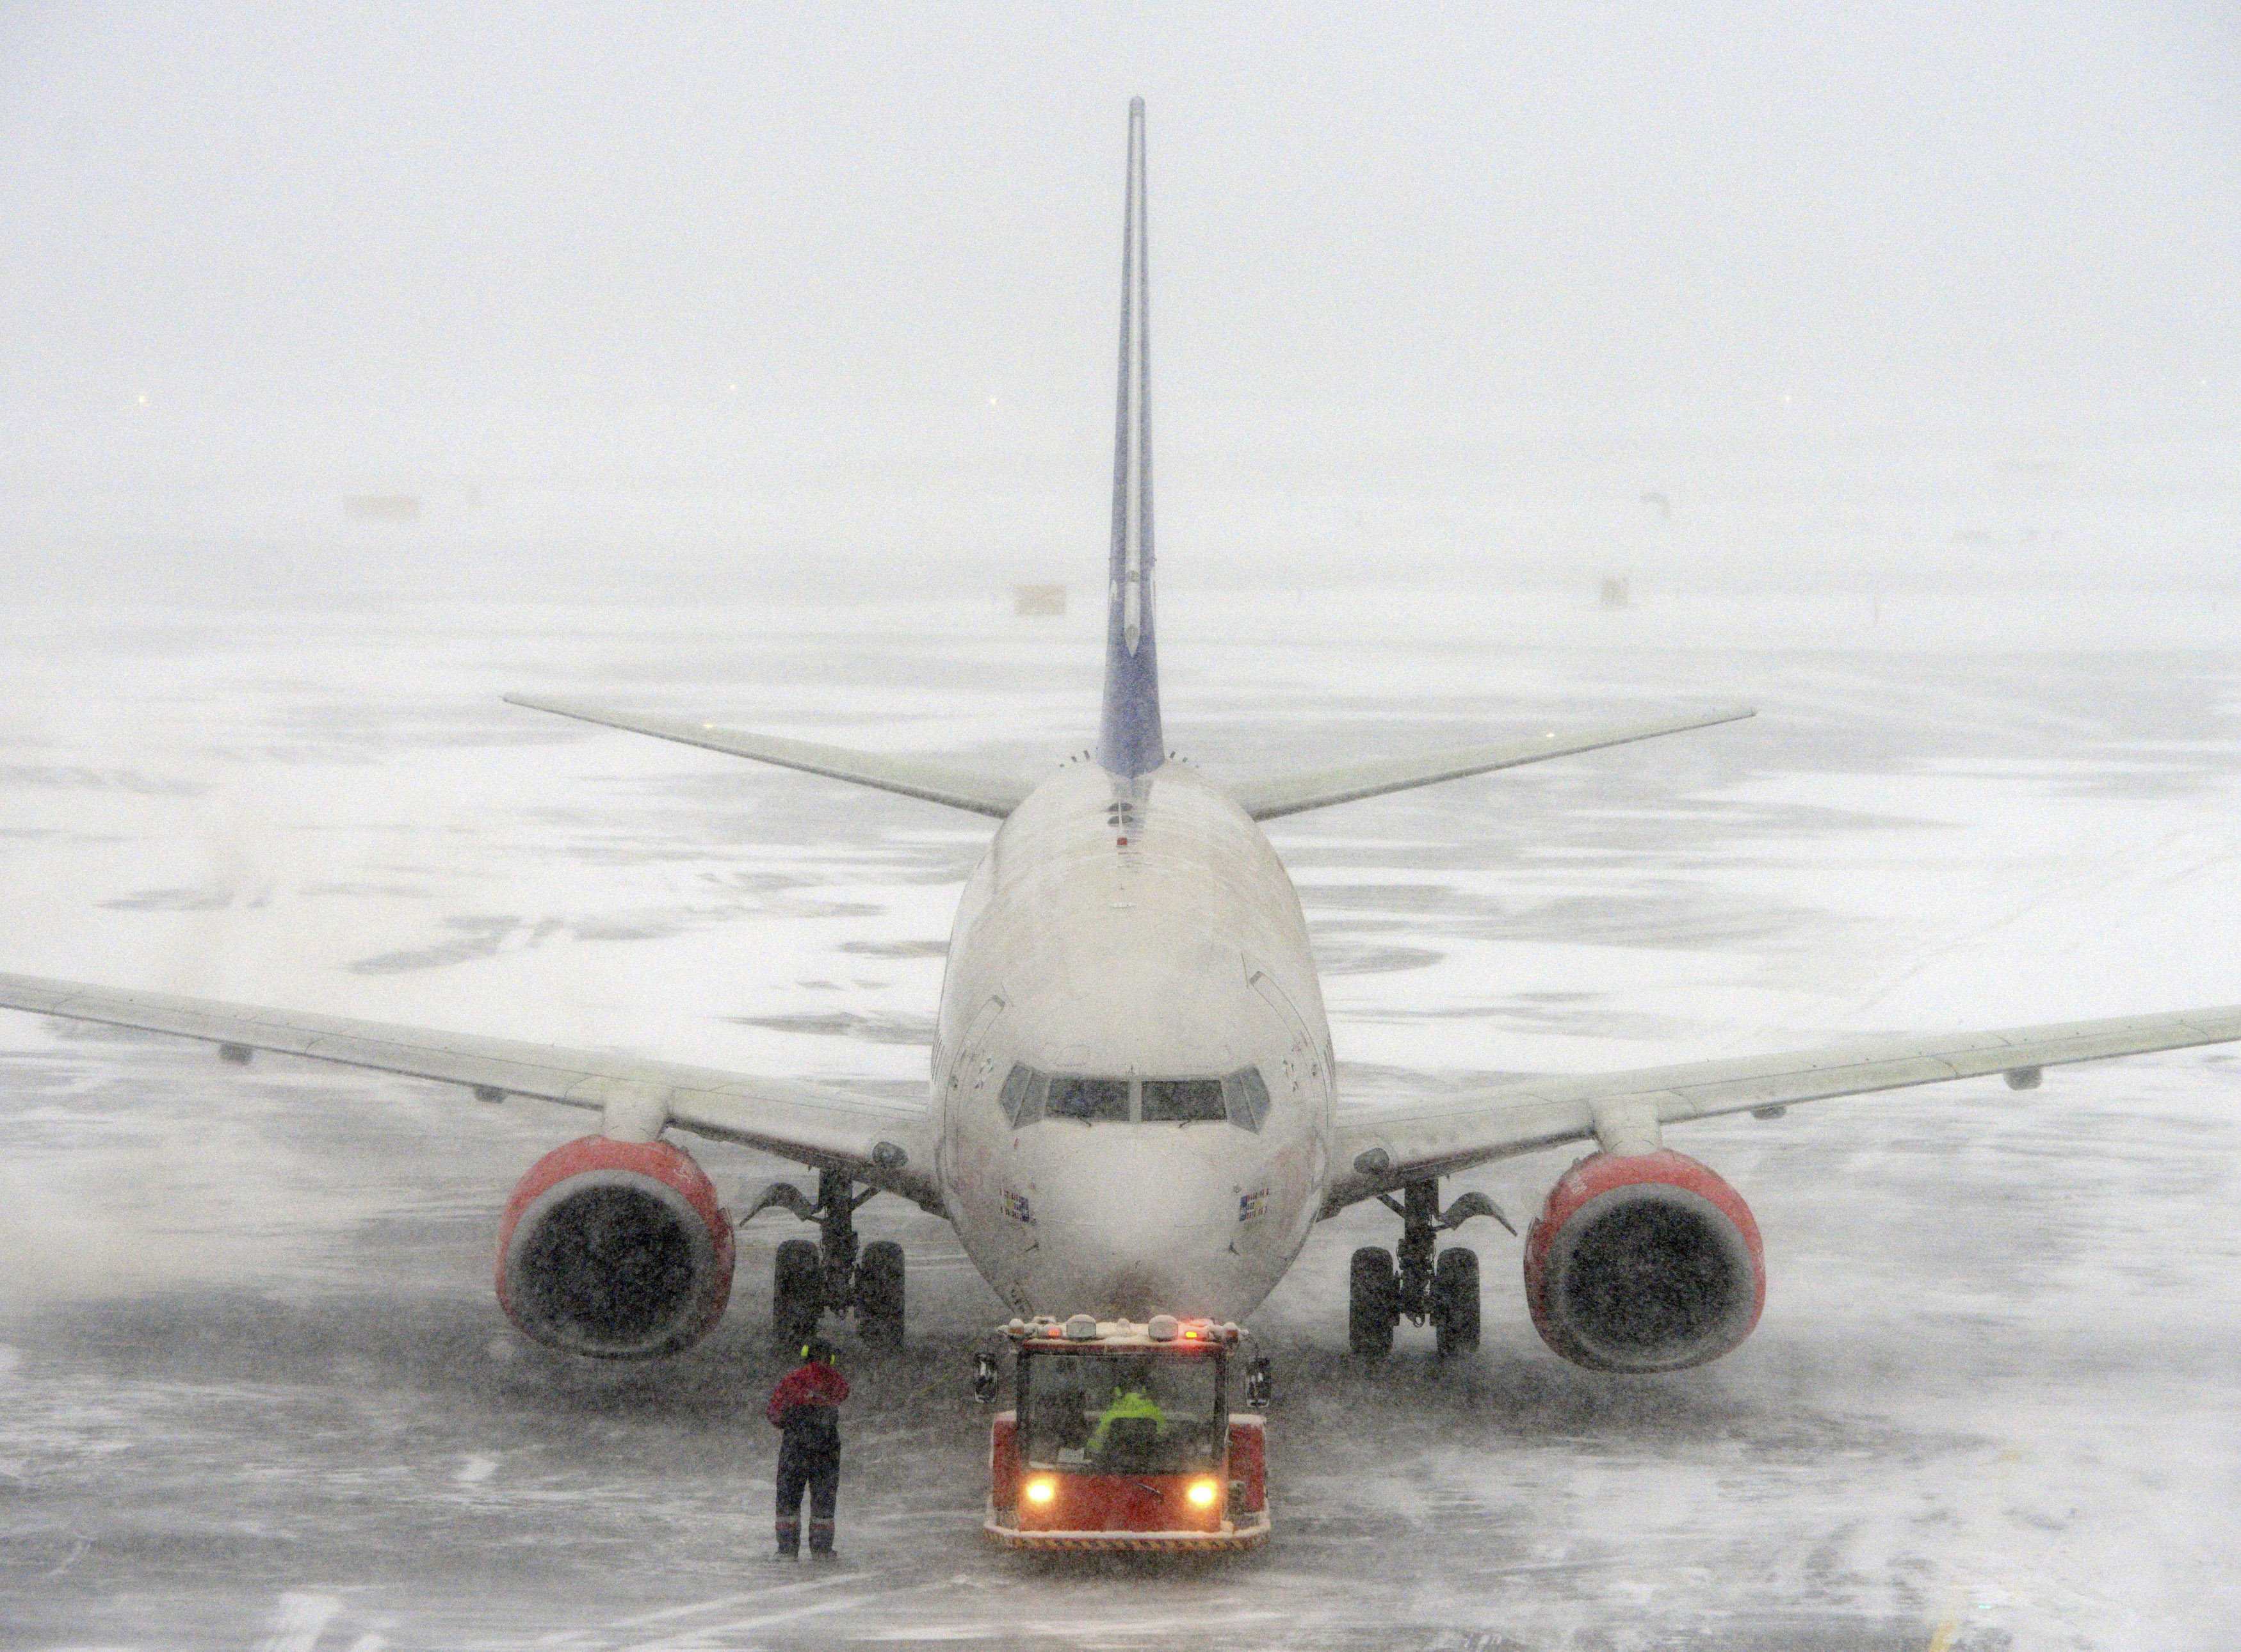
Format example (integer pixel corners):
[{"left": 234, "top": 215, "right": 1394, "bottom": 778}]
[
  {"left": 743, "top": 1169, "right": 905, "bottom": 1352},
  {"left": 1347, "top": 1178, "right": 1510, "bottom": 1359}
]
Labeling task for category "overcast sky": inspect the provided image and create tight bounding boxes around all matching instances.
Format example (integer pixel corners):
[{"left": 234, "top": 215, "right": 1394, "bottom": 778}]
[{"left": 3, "top": 3, "right": 2236, "bottom": 594}]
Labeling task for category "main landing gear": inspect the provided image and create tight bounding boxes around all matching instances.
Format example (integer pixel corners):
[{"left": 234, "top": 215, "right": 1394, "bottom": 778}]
[
  {"left": 742, "top": 1169, "right": 905, "bottom": 1352},
  {"left": 1348, "top": 1179, "right": 1512, "bottom": 1359}
]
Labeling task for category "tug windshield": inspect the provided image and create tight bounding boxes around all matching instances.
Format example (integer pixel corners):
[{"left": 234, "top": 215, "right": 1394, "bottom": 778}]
[{"left": 1019, "top": 1348, "right": 1224, "bottom": 1475}]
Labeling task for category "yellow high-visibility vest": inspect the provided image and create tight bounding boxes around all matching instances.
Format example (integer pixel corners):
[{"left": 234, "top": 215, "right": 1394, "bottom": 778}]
[{"left": 1087, "top": 1388, "right": 1166, "bottom": 1454}]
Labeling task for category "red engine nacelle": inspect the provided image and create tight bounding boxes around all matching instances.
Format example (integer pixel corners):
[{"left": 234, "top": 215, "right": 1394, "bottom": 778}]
[
  {"left": 1523, "top": 1148, "right": 1764, "bottom": 1373},
  {"left": 496, "top": 1135, "right": 735, "bottom": 1359}
]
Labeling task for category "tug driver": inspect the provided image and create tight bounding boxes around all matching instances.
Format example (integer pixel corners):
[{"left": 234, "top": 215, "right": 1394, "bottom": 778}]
[{"left": 1087, "top": 1365, "right": 1167, "bottom": 1458}]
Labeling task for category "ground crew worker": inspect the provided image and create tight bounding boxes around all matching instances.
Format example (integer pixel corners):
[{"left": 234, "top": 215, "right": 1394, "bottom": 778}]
[
  {"left": 766, "top": 1337, "right": 848, "bottom": 1559},
  {"left": 1087, "top": 1376, "right": 1165, "bottom": 1456}
]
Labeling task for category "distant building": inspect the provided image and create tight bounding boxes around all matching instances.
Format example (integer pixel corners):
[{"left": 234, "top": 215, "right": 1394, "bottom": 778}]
[
  {"left": 344, "top": 494, "right": 423, "bottom": 523},
  {"left": 1014, "top": 583, "right": 1066, "bottom": 617},
  {"left": 1599, "top": 576, "right": 1631, "bottom": 610}
]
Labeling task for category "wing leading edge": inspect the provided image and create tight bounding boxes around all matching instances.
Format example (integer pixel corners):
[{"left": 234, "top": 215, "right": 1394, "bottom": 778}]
[
  {"left": 1327, "top": 1003, "right": 2241, "bottom": 1213},
  {"left": 0, "top": 971, "right": 941, "bottom": 1210}
]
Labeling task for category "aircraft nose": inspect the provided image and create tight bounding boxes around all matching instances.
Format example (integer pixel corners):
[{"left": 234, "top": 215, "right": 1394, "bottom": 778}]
[{"left": 1031, "top": 1142, "right": 1238, "bottom": 1318}]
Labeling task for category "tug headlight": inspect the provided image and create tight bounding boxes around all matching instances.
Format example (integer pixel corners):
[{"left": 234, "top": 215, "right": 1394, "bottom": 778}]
[
  {"left": 1186, "top": 1477, "right": 1218, "bottom": 1509},
  {"left": 1024, "top": 1475, "right": 1058, "bottom": 1506}
]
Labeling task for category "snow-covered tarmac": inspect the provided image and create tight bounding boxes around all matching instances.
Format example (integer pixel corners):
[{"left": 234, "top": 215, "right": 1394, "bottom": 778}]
[{"left": 3, "top": 587, "right": 2237, "bottom": 1649}]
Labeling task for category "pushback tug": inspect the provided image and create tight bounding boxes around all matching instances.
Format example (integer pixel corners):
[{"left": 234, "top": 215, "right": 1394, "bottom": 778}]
[{"left": 980, "top": 1314, "right": 1272, "bottom": 1551}]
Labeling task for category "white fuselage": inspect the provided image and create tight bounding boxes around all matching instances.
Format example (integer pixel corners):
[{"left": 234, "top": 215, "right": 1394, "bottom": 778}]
[{"left": 932, "top": 760, "right": 1334, "bottom": 1322}]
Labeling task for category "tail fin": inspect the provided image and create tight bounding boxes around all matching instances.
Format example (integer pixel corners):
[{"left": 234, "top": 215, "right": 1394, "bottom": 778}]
[{"left": 1097, "top": 97, "right": 1163, "bottom": 780}]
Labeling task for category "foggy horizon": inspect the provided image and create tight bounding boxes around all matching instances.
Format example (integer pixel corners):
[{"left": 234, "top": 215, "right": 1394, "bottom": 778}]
[{"left": 3, "top": 4, "right": 2237, "bottom": 601}]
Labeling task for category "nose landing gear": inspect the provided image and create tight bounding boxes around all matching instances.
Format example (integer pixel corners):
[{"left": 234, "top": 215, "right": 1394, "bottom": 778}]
[
  {"left": 742, "top": 1169, "right": 905, "bottom": 1352},
  {"left": 1347, "top": 1179, "right": 1511, "bottom": 1359}
]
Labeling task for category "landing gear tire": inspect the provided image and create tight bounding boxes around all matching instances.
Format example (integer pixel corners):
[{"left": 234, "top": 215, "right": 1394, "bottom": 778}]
[
  {"left": 774, "top": 1237, "right": 821, "bottom": 1353},
  {"left": 1431, "top": 1245, "right": 1480, "bottom": 1357},
  {"left": 857, "top": 1239, "right": 905, "bottom": 1351},
  {"left": 1349, "top": 1245, "right": 1399, "bottom": 1359}
]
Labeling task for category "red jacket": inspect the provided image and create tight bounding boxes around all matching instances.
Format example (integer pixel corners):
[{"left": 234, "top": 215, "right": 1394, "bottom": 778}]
[{"left": 767, "top": 1361, "right": 849, "bottom": 1429}]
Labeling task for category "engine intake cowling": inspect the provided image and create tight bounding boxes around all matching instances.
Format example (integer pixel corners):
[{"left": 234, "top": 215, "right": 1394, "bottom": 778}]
[
  {"left": 1523, "top": 1148, "right": 1763, "bottom": 1373},
  {"left": 496, "top": 1135, "right": 735, "bottom": 1359}
]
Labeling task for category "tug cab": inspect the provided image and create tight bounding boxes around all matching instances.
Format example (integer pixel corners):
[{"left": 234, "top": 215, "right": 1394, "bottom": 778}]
[{"left": 981, "top": 1313, "right": 1270, "bottom": 1552}]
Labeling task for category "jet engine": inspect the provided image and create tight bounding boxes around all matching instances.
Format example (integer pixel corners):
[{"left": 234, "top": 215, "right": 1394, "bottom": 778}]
[
  {"left": 1522, "top": 1148, "right": 1763, "bottom": 1373},
  {"left": 496, "top": 1135, "right": 734, "bottom": 1359}
]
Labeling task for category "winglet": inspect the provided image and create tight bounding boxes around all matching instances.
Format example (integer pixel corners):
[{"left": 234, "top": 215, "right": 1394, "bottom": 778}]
[{"left": 1097, "top": 96, "right": 1164, "bottom": 781}]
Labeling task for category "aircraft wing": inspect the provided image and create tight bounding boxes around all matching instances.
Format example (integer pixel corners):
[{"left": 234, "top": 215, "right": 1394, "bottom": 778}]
[
  {"left": 0, "top": 970, "right": 942, "bottom": 1211},
  {"left": 1231, "top": 708, "right": 1754, "bottom": 822},
  {"left": 505, "top": 693, "right": 1033, "bottom": 820},
  {"left": 1325, "top": 1003, "right": 2241, "bottom": 1213}
]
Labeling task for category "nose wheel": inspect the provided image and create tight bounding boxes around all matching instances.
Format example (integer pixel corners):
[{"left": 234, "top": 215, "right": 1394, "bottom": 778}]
[
  {"left": 1347, "top": 1178, "right": 1509, "bottom": 1359},
  {"left": 746, "top": 1170, "right": 905, "bottom": 1352}
]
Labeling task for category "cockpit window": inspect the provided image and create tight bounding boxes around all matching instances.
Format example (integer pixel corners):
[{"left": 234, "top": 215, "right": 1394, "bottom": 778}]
[
  {"left": 1224, "top": 1067, "right": 1272, "bottom": 1132},
  {"left": 998, "top": 1064, "right": 1046, "bottom": 1128},
  {"left": 1140, "top": 1078, "right": 1226, "bottom": 1123},
  {"left": 1046, "top": 1075, "right": 1130, "bottom": 1122},
  {"left": 995, "top": 1067, "right": 1272, "bottom": 1130}
]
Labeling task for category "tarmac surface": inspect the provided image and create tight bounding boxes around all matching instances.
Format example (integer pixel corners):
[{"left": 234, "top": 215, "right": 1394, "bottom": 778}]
[{"left": 3, "top": 587, "right": 2238, "bottom": 1649}]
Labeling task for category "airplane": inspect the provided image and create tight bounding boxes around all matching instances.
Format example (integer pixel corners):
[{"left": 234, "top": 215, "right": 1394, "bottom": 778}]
[{"left": 6, "top": 99, "right": 2240, "bottom": 1376}]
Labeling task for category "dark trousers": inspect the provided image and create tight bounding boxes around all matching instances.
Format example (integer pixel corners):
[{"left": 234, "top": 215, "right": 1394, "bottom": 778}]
[{"left": 774, "top": 1452, "right": 839, "bottom": 1555}]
